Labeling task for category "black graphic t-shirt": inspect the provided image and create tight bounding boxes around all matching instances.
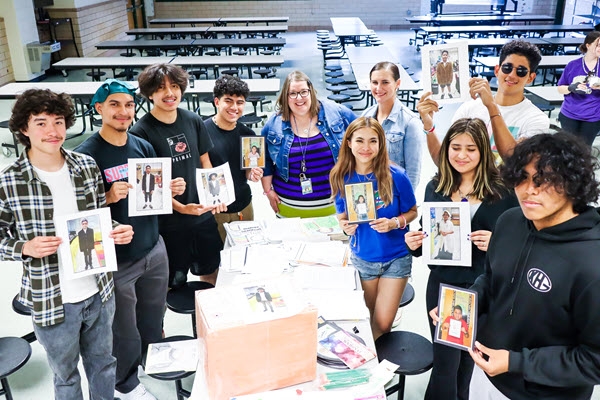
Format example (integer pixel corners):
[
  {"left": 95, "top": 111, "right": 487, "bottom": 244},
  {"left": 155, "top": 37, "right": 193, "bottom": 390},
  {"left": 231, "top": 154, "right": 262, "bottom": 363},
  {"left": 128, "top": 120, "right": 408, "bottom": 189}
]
[{"left": 130, "top": 108, "right": 214, "bottom": 230}]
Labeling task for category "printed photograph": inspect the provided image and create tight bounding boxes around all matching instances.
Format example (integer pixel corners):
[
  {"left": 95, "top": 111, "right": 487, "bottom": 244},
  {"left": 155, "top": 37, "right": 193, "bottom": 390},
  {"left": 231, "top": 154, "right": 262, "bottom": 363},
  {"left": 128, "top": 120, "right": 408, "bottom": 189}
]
[
  {"left": 243, "top": 284, "right": 287, "bottom": 313},
  {"left": 421, "top": 41, "right": 469, "bottom": 104},
  {"left": 240, "top": 136, "right": 265, "bottom": 169},
  {"left": 128, "top": 157, "right": 172, "bottom": 217},
  {"left": 345, "top": 182, "right": 376, "bottom": 224},
  {"left": 422, "top": 201, "right": 472, "bottom": 267},
  {"left": 435, "top": 284, "right": 478, "bottom": 351},
  {"left": 55, "top": 208, "right": 118, "bottom": 280},
  {"left": 196, "top": 162, "right": 236, "bottom": 207}
]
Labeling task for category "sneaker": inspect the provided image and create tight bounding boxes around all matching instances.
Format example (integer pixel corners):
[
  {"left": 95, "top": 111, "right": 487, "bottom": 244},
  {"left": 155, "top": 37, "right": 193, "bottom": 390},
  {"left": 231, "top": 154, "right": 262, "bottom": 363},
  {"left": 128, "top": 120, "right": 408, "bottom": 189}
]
[
  {"left": 115, "top": 383, "right": 156, "bottom": 400},
  {"left": 448, "top": 93, "right": 453, "bottom": 98},
  {"left": 391, "top": 308, "right": 403, "bottom": 329}
]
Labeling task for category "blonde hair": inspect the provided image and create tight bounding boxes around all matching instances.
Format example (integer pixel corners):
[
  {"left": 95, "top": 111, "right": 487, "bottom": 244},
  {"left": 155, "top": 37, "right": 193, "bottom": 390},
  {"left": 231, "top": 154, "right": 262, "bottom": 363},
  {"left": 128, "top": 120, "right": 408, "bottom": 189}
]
[{"left": 330, "top": 117, "right": 394, "bottom": 205}]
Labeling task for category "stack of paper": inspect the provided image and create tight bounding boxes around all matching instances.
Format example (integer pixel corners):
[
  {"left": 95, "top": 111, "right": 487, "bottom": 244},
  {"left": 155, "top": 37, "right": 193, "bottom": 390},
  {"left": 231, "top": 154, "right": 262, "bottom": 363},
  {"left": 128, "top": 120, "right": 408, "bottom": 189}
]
[{"left": 223, "top": 220, "right": 268, "bottom": 247}]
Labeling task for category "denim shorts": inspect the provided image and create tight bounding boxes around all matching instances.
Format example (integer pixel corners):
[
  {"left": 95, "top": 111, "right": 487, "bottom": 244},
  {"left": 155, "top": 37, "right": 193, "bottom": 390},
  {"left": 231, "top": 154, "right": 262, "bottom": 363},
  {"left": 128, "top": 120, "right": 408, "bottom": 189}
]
[{"left": 350, "top": 253, "right": 412, "bottom": 281}]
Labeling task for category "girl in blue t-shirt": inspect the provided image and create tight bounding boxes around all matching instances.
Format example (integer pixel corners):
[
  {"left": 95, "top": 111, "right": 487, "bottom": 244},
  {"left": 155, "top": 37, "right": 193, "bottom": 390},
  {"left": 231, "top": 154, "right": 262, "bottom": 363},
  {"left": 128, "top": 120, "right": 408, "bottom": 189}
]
[{"left": 330, "top": 117, "right": 418, "bottom": 340}]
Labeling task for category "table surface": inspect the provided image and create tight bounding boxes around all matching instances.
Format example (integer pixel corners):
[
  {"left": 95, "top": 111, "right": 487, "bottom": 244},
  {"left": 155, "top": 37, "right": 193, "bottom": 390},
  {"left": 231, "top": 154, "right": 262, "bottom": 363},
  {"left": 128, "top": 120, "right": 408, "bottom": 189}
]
[
  {"left": 442, "top": 37, "right": 548, "bottom": 47},
  {"left": 525, "top": 86, "right": 565, "bottom": 104},
  {"left": 53, "top": 56, "right": 174, "bottom": 69},
  {"left": 173, "top": 54, "right": 284, "bottom": 66},
  {"left": 406, "top": 14, "right": 554, "bottom": 24},
  {"left": 330, "top": 17, "right": 372, "bottom": 37},
  {"left": 420, "top": 24, "right": 595, "bottom": 34},
  {"left": 96, "top": 39, "right": 195, "bottom": 49},
  {"left": 149, "top": 17, "right": 289, "bottom": 25},
  {"left": 474, "top": 54, "right": 579, "bottom": 68},
  {"left": 0, "top": 79, "right": 280, "bottom": 99}
]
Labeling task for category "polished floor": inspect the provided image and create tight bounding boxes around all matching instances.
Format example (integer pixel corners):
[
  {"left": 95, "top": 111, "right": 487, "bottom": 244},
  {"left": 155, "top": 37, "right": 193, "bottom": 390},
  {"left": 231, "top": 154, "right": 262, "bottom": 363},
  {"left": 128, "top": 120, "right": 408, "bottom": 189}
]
[{"left": 0, "top": 30, "right": 598, "bottom": 400}]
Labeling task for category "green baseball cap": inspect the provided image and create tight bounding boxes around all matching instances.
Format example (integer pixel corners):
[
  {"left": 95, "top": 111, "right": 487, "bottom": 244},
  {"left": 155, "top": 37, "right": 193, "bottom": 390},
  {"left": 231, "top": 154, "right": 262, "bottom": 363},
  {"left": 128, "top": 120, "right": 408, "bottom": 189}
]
[{"left": 91, "top": 79, "right": 137, "bottom": 106}]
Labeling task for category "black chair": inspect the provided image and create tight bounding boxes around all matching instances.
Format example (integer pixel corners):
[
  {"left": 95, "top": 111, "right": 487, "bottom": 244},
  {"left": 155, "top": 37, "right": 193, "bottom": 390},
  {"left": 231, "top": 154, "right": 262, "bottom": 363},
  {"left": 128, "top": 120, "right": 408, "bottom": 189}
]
[
  {"left": 166, "top": 281, "right": 214, "bottom": 337},
  {"left": 375, "top": 331, "right": 433, "bottom": 399},
  {"left": 0, "top": 337, "right": 32, "bottom": 400},
  {"left": 400, "top": 282, "right": 415, "bottom": 308},
  {"left": 144, "top": 335, "right": 195, "bottom": 400},
  {"left": 11, "top": 295, "right": 35, "bottom": 343},
  {"left": 0, "top": 120, "right": 19, "bottom": 158}
]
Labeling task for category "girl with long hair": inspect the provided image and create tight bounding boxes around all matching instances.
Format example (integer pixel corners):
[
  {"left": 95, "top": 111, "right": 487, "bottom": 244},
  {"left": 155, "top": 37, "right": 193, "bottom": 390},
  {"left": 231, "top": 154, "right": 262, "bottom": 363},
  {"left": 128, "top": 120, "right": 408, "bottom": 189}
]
[
  {"left": 405, "top": 118, "right": 518, "bottom": 400},
  {"left": 330, "top": 117, "right": 418, "bottom": 340}
]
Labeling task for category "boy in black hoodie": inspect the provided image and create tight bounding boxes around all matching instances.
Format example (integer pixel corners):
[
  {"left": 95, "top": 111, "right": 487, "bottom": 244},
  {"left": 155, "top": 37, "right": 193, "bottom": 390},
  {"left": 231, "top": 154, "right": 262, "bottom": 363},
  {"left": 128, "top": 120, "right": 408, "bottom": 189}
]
[{"left": 468, "top": 132, "right": 600, "bottom": 399}]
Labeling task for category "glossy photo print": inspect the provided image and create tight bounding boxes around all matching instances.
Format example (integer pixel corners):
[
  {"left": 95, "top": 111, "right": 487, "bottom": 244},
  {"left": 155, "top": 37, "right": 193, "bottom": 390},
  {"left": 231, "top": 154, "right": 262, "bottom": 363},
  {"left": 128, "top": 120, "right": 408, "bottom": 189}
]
[
  {"left": 345, "top": 182, "right": 376, "bottom": 224},
  {"left": 435, "top": 283, "right": 477, "bottom": 351},
  {"left": 128, "top": 157, "right": 172, "bottom": 217},
  {"left": 421, "top": 40, "right": 469, "bottom": 104},
  {"left": 422, "top": 201, "right": 472, "bottom": 267},
  {"left": 240, "top": 136, "right": 265, "bottom": 169}
]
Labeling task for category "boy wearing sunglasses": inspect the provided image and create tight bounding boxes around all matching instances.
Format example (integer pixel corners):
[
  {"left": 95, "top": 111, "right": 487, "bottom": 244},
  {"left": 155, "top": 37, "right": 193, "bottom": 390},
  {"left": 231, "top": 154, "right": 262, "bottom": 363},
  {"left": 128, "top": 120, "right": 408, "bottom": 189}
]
[{"left": 418, "top": 39, "right": 549, "bottom": 166}]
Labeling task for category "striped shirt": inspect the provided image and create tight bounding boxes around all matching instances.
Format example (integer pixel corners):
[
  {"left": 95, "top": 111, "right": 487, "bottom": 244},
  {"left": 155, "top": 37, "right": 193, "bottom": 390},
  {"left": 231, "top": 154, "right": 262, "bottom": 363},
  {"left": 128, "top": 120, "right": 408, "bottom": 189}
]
[
  {"left": 273, "top": 133, "right": 335, "bottom": 216},
  {"left": 0, "top": 149, "right": 114, "bottom": 327}
]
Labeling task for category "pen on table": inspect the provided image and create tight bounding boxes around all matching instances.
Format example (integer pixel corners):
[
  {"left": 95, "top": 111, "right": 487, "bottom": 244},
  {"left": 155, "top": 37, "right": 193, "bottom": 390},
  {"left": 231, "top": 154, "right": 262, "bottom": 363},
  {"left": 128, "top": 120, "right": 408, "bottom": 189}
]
[{"left": 243, "top": 247, "right": 248, "bottom": 266}]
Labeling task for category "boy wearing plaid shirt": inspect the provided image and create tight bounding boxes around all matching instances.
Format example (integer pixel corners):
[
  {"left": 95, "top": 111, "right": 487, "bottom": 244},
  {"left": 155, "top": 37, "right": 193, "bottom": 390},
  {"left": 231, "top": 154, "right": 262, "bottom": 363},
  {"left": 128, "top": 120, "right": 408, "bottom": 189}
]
[{"left": 0, "top": 89, "right": 133, "bottom": 399}]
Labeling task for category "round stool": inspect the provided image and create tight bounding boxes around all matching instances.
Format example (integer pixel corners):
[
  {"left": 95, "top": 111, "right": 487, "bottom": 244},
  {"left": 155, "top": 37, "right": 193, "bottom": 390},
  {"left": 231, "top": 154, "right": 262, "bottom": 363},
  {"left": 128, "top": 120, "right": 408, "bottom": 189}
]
[
  {"left": 86, "top": 71, "right": 106, "bottom": 81},
  {"left": 327, "top": 94, "right": 351, "bottom": 103},
  {"left": 204, "top": 50, "right": 221, "bottom": 56},
  {"left": 145, "top": 335, "right": 195, "bottom": 400},
  {"left": 120, "top": 52, "right": 135, "bottom": 57},
  {"left": 239, "top": 114, "right": 264, "bottom": 128},
  {"left": 260, "top": 50, "right": 276, "bottom": 55},
  {"left": 167, "top": 281, "right": 214, "bottom": 336},
  {"left": 325, "top": 77, "right": 345, "bottom": 85},
  {"left": 375, "top": 331, "right": 433, "bottom": 399},
  {"left": 232, "top": 50, "right": 247, "bottom": 56},
  {"left": 0, "top": 120, "right": 20, "bottom": 158},
  {"left": 326, "top": 85, "right": 348, "bottom": 94},
  {"left": 324, "top": 65, "right": 342, "bottom": 71},
  {"left": 0, "top": 337, "right": 32, "bottom": 400},
  {"left": 325, "top": 70, "right": 344, "bottom": 78},
  {"left": 220, "top": 69, "right": 239, "bottom": 77},
  {"left": 254, "top": 68, "right": 273, "bottom": 79},
  {"left": 400, "top": 283, "right": 415, "bottom": 308}
]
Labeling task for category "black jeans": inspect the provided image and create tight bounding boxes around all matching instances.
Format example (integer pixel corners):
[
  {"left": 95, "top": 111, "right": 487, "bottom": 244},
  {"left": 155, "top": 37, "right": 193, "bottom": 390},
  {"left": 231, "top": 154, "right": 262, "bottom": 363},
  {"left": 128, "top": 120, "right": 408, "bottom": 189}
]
[
  {"left": 558, "top": 112, "right": 600, "bottom": 147},
  {"left": 424, "top": 270, "right": 474, "bottom": 400}
]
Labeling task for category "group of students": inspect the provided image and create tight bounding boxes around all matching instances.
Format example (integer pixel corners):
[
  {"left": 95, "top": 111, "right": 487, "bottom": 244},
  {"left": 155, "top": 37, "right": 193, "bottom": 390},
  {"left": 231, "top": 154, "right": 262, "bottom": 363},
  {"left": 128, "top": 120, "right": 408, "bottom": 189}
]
[{"left": 1, "top": 33, "right": 600, "bottom": 400}]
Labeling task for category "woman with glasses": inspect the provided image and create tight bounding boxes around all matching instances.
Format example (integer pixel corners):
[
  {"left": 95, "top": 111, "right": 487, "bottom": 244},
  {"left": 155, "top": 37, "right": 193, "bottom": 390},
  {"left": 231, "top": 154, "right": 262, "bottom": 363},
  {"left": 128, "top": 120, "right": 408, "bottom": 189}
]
[
  {"left": 261, "top": 70, "right": 356, "bottom": 217},
  {"left": 557, "top": 31, "right": 600, "bottom": 146},
  {"left": 404, "top": 118, "right": 518, "bottom": 400},
  {"left": 361, "top": 61, "right": 423, "bottom": 189}
]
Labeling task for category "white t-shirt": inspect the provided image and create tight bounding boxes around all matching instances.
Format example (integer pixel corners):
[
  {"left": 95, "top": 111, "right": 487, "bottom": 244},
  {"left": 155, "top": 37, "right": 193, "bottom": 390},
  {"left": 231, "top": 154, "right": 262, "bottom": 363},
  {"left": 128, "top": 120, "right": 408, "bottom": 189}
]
[
  {"left": 452, "top": 97, "right": 549, "bottom": 163},
  {"left": 33, "top": 162, "right": 98, "bottom": 304}
]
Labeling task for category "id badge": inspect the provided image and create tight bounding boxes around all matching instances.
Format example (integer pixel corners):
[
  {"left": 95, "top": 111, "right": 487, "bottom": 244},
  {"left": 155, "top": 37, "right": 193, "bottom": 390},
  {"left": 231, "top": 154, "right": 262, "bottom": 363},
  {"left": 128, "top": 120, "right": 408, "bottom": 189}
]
[{"left": 300, "top": 173, "right": 313, "bottom": 195}]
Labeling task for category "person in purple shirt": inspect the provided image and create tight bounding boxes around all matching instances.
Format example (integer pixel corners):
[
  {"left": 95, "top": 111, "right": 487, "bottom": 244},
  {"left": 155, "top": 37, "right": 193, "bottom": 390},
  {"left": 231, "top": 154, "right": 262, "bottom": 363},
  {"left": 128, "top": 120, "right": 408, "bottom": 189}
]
[{"left": 557, "top": 31, "right": 600, "bottom": 146}]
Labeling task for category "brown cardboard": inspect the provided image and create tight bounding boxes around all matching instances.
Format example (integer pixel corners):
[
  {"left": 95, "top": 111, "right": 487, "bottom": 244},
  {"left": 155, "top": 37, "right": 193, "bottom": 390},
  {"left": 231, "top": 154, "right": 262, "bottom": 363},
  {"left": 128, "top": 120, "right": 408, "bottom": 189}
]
[{"left": 196, "top": 291, "right": 318, "bottom": 400}]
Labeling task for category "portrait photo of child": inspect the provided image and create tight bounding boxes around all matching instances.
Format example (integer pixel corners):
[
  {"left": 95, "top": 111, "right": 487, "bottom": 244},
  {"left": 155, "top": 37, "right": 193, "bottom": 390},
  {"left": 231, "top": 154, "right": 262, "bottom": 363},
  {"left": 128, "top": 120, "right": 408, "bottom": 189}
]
[
  {"left": 344, "top": 182, "right": 376, "bottom": 224},
  {"left": 435, "top": 284, "right": 478, "bottom": 351},
  {"left": 240, "top": 136, "right": 265, "bottom": 169}
]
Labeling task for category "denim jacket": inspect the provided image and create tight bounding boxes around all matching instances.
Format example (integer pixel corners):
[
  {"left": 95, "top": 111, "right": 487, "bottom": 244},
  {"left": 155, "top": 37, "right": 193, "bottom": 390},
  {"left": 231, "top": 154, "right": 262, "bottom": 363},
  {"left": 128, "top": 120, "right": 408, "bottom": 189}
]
[
  {"left": 261, "top": 99, "right": 356, "bottom": 181},
  {"left": 362, "top": 98, "right": 423, "bottom": 189}
]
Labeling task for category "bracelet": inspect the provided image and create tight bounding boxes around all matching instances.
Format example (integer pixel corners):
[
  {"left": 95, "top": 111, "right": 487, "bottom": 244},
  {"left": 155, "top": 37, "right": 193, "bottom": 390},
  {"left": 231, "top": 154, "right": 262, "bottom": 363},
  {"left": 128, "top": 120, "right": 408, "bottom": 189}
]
[
  {"left": 263, "top": 187, "right": 273, "bottom": 196},
  {"left": 399, "top": 214, "right": 407, "bottom": 230},
  {"left": 490, "top": 114, "right": 501, "bottom": 120},
  {"left": 392, "top": 217, "right": 400, "bottom": 230},
  {"left": 423, "top": 125, "right": 435, "bottom": 135}
]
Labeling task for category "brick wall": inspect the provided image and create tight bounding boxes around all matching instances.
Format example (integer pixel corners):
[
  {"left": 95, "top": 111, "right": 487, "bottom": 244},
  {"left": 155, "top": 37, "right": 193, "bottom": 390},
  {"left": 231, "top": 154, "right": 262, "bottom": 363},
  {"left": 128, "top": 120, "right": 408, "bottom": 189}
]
[
  {"left": 153, "top": 1, "right": 423, "bottom": 30},
  {"left": 46, "top": 0, "right": 130, "bottom": 57},
  {"left": 0, "top": 18, "right": 14, "bottom": 86}
]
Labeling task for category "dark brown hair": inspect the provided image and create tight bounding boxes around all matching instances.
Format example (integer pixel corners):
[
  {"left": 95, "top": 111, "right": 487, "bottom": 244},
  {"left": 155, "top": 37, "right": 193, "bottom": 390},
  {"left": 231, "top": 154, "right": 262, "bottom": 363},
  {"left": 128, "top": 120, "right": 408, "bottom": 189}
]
[
  {"left": 137, "top": 63, "right": 189, "bottom": 100},
  {"left": 9, "top": 89, "right": 76, "bottom": 148}
]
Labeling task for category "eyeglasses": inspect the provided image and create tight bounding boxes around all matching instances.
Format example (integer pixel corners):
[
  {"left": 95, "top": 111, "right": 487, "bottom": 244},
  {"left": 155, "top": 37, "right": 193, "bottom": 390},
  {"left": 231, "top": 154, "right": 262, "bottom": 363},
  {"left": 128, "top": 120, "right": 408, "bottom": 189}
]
[
  {"left": 500, "top": 63, "right": 529, "bottom": 78},
  {"left": 288, "top": 89, "right": 311, "bottom": 99}
]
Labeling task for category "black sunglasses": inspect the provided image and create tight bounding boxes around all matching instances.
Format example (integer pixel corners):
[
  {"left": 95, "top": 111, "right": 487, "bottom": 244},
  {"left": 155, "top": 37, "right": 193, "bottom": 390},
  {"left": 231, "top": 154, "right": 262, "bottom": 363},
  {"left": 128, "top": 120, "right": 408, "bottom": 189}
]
[{"left": 500, "top": 63, "right": 529, "bottom": 78}]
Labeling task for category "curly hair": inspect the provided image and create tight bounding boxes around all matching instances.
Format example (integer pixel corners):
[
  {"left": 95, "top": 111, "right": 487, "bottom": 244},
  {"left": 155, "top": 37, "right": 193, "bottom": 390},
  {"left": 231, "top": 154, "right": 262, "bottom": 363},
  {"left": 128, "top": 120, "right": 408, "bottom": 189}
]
[
  {"left": 213, "top": 74, "right": 250, "bottom": 99},
  {"left": 137, "top": 63, "right": 189, "bottom": 101},
  {"left": 9, "top": 89, "right": 76, "bottom": 148},
  {"left": 435, "top": 118, "right": 506, "bottom": 201},
  {"left": 501, "top": 132, "right": 600, "bottom": 213},
  {"left": 499, "top": 39, "right": 542, "bottom": 72}
]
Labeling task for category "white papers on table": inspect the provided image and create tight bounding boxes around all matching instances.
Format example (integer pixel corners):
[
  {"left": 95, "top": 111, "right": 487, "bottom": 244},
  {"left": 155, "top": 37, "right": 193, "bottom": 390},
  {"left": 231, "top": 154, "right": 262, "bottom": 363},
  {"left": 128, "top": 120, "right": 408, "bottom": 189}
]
[
  {"left": 145, "top": 338, "right": 199, "bottom": 374},
  {"left": 196, "top": 277, "right": 308, "bottom": 330},
  {"left": 220, "top": 242, "right": 303, "bottom": 274},
  {"left": 293, "top": 241, "right": 350, "bottom": 267},
  {"left": 304, "top": 289, "right": 369, "bottom": 321},
  {"left": 223, "top": 220, "right": 268, "bottom": 247},
  {"left": 229, "top": 389, "right": 356, "bottom": 399},
  {"left": 294, "top": 266, "right": 357, "bottom": 290}
]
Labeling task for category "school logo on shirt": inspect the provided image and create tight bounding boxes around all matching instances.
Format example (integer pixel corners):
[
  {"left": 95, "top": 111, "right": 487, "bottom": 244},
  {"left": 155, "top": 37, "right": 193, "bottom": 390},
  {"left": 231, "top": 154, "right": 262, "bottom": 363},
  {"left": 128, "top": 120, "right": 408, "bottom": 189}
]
[
  {"left": 103, "top": 163, "right": 128, "bottom": 183},
  {"left": 527, "top": 268, "right": 552, "bottom": 293},
  {"left": 166, "top": 134, "right": 191, "bottom": 163},
  {"left": 374, "top": 190, "right": 384, "bottom": 210}
]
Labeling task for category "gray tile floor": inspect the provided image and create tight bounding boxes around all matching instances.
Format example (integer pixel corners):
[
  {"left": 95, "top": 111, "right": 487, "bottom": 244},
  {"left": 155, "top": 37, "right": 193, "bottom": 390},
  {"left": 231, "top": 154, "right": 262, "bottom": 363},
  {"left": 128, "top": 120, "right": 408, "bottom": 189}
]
[{"left": 0, "top": 30, "right": 597, "bottom": 400}]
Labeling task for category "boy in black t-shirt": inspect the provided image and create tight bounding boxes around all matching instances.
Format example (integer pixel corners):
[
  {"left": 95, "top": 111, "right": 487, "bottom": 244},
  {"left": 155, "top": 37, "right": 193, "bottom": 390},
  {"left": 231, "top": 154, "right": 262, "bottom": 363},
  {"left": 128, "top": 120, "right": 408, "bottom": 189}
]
[
  {"left": 130, "top": 64, "right": 226, "bottom": 287},
  {"left": 204, "top": 75, "right": 264, "bottom": 240}
]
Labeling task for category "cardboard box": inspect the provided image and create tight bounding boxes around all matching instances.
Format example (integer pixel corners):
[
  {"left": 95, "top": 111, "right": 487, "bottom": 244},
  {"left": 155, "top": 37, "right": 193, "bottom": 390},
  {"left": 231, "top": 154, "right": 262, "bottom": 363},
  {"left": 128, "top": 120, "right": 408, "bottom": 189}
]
[{"left": 196, "top": 291, "right": 318, "bottom": 400}]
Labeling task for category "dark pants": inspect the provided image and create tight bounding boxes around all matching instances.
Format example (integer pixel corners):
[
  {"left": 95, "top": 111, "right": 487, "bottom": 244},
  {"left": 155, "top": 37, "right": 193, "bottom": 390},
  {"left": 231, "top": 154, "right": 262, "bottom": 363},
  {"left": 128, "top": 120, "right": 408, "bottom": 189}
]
[
  {"left": 424, "top": 271, "right": 474, "bottom": 400},
  {"left": 558, "top": 112, "right": 600, "bottom": 147},
  {"left": 82, "top": 249, "right": 93, "bottom": 268},
  {"left": 144, "top": 191, "right": 152, "bottom": 203},
  {"left": 112, "top": 236, "right": 169, "bottom": 393}
]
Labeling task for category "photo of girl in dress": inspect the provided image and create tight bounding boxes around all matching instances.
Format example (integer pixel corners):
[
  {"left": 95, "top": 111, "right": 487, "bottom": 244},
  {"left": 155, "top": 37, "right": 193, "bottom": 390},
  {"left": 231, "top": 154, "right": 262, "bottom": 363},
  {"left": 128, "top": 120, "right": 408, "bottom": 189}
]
[
  {"left": 344, "top": 182, "right": 376, "bottom": 224},
  {"left": 240, "top": 136, "right": 265, "bottom": 169}
]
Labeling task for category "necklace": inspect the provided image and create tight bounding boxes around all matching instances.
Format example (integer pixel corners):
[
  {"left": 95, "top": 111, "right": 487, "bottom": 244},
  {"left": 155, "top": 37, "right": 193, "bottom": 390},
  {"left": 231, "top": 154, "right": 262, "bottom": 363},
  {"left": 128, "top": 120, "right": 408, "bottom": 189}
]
[
  {"left": 582, "top": 56, "right": 599, "bottom": 78},
  {"left": 213, "top": 116, "right": 236, "bottom": 130},
  {"left": 292, "top": 115, "right": 313, "bottom": 137},
  {"left": 356, "top": 171, "right": 375, "bottom": 182},
  {"left": 458, "top": 187, "right": 472, "bottom": 202}
]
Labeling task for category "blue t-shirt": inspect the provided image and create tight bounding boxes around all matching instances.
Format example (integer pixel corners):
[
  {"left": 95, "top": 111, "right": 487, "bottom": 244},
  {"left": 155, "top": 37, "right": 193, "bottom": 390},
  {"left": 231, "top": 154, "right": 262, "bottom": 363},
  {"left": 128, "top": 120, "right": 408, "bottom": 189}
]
[{"left": 334, "top": 165, "right": 416, "bottom": 262}]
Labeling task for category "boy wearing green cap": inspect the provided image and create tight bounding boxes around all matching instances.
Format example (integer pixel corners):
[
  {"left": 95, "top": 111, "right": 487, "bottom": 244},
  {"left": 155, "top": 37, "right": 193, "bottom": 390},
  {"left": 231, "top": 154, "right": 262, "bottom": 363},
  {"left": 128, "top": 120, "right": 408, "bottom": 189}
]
[
  {"left": 76, "top": 80, "right": 185, "bottom": 400},
  {"left": 0, "top": 88, "right": 134, "bottom": 399}
]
